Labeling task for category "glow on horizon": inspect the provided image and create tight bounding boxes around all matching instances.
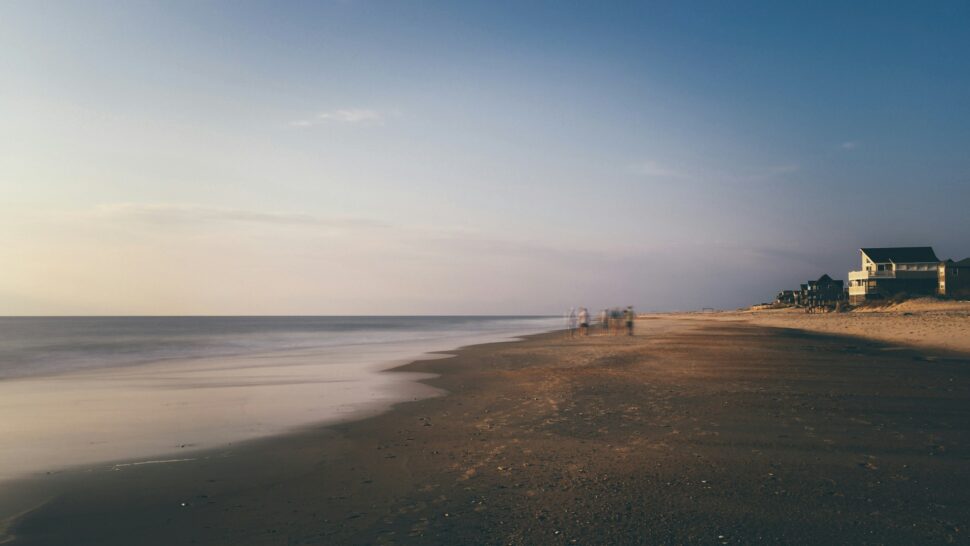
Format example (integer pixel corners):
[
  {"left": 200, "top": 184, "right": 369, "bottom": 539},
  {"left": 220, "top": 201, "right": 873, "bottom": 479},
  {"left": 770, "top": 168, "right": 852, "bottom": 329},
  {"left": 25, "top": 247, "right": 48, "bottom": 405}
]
[{"left": 2, "top": 2, "right": 969, "bottom": 315}]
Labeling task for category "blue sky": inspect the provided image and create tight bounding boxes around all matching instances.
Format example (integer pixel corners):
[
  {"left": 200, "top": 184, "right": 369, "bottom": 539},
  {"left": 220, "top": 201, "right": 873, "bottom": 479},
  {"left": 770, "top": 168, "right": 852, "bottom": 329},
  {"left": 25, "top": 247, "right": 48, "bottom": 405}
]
[{"left": 1, "top": 1, "right": 969, "bottom": 314}]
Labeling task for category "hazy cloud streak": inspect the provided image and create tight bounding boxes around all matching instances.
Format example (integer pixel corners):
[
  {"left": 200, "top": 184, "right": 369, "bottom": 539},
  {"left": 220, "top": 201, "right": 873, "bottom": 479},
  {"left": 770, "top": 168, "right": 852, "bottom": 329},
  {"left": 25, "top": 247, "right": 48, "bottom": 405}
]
[
  {"left": 628, "top": 161, "right": 689, "bottom": 179},
  {"left": 89, "top": 203, "right": 386, "bottom": 229},
  {"left": 290, "top": 108, "right": 384, "bottom": 127},
  {"left": 630, "top": 159, "right": 799, "bottom": 183}
]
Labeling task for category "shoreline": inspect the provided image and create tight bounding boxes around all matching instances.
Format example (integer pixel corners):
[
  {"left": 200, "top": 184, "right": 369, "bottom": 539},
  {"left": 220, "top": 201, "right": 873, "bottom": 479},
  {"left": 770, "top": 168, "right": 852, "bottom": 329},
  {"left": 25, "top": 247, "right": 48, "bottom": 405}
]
[
  {"left": 0, "top": 330, "right": 564, "bottom": 543},
  {"left": 0, "top": 319, "right": 558, "bottom": 487},
  {"left": 6, "top": 317, "right": 970, "bottom": 544}
]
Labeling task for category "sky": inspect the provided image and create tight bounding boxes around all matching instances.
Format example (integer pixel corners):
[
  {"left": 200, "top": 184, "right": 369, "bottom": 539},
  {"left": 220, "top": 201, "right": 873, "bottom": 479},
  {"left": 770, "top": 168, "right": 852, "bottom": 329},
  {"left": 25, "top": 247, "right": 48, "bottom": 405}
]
[{"left": 2, "top": 1, "right": 969, "bottom": 315}]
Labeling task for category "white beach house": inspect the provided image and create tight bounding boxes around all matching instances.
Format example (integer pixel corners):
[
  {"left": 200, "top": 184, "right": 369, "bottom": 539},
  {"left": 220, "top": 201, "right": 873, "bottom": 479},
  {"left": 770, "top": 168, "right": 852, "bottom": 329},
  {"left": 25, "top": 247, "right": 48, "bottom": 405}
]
[{"left": 847, "top": 247, "right": 940, "bottom": 304}]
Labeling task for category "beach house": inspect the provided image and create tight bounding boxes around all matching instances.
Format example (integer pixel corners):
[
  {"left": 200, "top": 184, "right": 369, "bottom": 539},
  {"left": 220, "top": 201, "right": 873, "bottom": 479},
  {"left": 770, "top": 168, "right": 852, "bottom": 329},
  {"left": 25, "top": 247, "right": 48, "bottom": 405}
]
[
  {"left": 847, "top": 247, "right": 940, "bottom": 304},
  {"left": 775, "top": 290, "right": 797, "bottom": 305},
  {"left": 938, "top": 258, "right": 970, "bottom": 298},
  {"left": 773, "top": 275, "right": 844, "bottom": 308},
  {"left": 803, "top": 274, "right": 845, "bottom": 307}
]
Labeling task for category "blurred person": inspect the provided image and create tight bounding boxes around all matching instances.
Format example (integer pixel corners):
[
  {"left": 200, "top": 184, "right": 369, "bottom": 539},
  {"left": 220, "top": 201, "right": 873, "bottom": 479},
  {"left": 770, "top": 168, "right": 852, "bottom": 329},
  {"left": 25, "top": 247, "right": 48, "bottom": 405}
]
[
  {"left": 610, "top": 308, "right": 622, "bottom": 336},
  {"left": 578, "top": 307, "right": 590, "bottom": 336}
]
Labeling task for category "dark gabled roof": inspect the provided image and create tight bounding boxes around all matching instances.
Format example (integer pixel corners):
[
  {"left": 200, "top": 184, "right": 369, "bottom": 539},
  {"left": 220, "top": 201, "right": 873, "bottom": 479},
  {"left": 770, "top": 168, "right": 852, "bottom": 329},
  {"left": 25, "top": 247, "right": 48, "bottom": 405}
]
[
  {"left": 861, "top": 247, "right": 938, "bottom": 264},
  {"left": 953, "top": 257, "right": 970, "bottom": 267},
  {"left": 807, "top": 274, "right": 840, "bottom": 285}
]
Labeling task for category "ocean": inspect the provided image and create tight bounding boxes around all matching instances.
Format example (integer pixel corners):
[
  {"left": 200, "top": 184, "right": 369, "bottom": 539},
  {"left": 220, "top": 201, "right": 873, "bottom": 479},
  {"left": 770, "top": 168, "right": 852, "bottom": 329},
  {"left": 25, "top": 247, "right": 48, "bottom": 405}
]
[
  {"left": 0, "top": 316, "right": 559, "bottom": 379},
  {"left": 0, "top": 316, "right": 559, "bottom": 481}
]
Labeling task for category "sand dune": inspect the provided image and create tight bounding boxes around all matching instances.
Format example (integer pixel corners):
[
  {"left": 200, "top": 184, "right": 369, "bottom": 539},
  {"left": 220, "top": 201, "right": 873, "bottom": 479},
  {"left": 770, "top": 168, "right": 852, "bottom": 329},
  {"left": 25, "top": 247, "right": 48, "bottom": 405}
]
[{"left": 694, "top": 298, "right": 970, "bottom": 355}]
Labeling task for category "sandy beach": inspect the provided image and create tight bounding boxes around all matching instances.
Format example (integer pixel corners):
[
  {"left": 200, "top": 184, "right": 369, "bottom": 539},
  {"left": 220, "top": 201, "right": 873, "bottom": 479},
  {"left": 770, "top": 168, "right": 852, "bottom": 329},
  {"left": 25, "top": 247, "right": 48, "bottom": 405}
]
[
  {"left": 719, "top": 298, "right": 970, "bottom": 355},
  {"left": 6, "top": 2, "right": 969, "bottom": 544},
  {"left": 3, "top": 315, "right": 969, "bottom": 545}
]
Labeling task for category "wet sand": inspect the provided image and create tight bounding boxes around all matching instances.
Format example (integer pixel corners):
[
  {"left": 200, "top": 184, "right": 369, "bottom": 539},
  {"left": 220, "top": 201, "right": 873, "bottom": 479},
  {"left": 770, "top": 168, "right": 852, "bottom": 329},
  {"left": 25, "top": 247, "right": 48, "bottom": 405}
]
[{"left": 5, "top": 317, "right": 970, "bottom": 544}]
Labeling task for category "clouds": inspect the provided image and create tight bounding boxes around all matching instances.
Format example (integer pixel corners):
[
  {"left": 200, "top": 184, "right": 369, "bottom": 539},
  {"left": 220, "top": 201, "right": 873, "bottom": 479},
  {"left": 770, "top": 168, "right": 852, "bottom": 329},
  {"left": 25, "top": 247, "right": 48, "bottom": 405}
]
[
  {"left": 289, "top": 108, "right": 385, "bottom": 127},
  {"left": 76, "top": 203, "right": 612, "bottom": 260},
  {"left": 629, "top": 159, "right": 799, "bottom": 183},
  {"left": 1, "top": 200, "right": 859, "bottom": 314},
  {"left": 63, "top": 201, "right": 669, "bottom": 261},
  {"left": 841, "top": 141, "right": 860, "bottom": 150},
  {"left": 87, "top": 203, "right": 386, "bottom": 229},
  {"left": 628, "top": 161, "right": 689, "bottom": 179},
  {"left": 753, "top": 164, "right": 800, "bottom": 180},
  {"left": 2, "top": 201, "right": 652, "bottom": 314}
]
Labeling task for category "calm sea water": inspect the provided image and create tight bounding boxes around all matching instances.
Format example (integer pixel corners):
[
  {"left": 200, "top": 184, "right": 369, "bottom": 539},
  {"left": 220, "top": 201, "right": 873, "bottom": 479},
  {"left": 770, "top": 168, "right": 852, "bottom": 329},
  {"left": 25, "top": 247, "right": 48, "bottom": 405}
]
[
  {"left": 0, "top": 316, "right": 559, "bottom": 380},
  {"left": 0, "top": 316, "right": 560, "bottom": 484}
]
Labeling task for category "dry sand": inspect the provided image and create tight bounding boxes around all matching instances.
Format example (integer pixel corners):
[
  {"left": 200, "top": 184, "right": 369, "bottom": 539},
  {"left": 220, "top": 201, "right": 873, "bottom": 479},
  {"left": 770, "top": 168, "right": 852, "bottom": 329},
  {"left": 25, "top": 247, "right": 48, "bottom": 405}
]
[
  {"left": 707, "top": 298, "right": 970, "bottom": 355},
  {"left": 4, "top": 316, "right": 969, "bottom": 545}
]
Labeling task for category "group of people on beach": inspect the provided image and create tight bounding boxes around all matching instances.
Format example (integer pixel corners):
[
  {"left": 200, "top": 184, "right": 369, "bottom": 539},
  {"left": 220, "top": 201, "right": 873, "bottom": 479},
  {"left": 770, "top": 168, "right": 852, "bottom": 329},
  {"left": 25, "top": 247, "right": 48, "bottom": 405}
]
[{"left": 566, "top": 306, "right": 635, "bottom": 338}]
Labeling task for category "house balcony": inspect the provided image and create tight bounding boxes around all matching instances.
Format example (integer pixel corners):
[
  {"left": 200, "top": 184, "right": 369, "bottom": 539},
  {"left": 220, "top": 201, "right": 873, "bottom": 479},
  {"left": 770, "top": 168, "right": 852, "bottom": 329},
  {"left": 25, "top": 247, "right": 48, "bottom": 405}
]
[
  {"left": 848, "top": 285, "right": 868, "bottom": 296},
  {"left": 848, "top": 269, "right": 895, "bottom": 282}
]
